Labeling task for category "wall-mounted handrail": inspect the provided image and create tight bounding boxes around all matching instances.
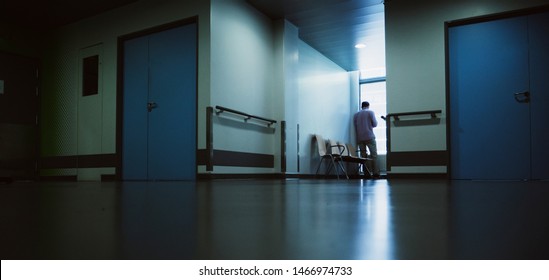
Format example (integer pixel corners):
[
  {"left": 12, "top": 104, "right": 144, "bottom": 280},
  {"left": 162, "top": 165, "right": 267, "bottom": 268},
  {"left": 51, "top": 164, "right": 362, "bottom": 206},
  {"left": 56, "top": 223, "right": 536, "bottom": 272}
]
[
  {"left": 381, "top": 110, "right": 442, "bottom": 121},
  {"left": 215, "top": 105, "right": 277, "bottom": 127},
  {"left": 204, "top": 106, "right": 281, "bottom": 173},
  {"left": 381, "top": 110, "right": 444, "bottom": 171}
]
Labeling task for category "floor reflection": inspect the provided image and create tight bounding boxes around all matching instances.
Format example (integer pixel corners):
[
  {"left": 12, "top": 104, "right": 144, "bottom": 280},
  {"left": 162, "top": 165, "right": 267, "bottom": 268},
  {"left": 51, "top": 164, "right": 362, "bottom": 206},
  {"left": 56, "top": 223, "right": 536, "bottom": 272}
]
[
  {"left": 388, "top": 180, "right": 451, "bottom": 259},
  {"left": 196, "top": 179, "right": 396, "bottom": 259},
  {"left": 353, "top": 180, "right": 393, "bottom": 259},
  {"left": 1, "top": 179, "right": 548, "bottom": 259},
  {"left": 120, "top": 182, "right": 197, "bottom": 259},
  {"left": 449, "top": 180, "right": 549, "bottom": 259}
]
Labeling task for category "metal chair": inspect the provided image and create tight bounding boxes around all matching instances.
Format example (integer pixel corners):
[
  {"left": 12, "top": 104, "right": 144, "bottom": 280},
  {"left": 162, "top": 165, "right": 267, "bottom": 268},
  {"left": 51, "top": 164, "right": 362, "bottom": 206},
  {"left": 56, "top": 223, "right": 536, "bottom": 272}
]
[
  {"left": 342, "top": 143, "right": 373, "bottom": 178},
  {"left": 313, "top": 135, "right": 348, "bottom": 179}
]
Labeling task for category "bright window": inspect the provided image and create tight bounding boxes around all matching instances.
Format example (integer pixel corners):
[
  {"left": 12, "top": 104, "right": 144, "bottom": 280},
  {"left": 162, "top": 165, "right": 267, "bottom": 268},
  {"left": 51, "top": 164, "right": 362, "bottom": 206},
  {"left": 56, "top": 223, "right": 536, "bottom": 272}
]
[{"left": 359, "top": 79, "right": 387, "bottom": 155}]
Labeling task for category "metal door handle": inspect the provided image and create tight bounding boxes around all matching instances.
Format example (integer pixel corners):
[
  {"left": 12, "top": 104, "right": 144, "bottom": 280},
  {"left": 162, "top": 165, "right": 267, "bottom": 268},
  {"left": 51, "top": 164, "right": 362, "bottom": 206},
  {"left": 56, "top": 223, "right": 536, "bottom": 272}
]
[
  {"left": 147, "top": 102, "right": 157, "bottom": 112},
  {"left": 514, "top": 91, "right": 530, "bottom": 103}
]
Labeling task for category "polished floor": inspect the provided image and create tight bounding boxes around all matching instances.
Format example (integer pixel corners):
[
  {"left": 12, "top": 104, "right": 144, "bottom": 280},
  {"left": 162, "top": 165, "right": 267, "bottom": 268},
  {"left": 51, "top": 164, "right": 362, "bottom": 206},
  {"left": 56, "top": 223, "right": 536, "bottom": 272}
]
[{"left": 1, "top": 178, "right": 548, "bottom": 260}]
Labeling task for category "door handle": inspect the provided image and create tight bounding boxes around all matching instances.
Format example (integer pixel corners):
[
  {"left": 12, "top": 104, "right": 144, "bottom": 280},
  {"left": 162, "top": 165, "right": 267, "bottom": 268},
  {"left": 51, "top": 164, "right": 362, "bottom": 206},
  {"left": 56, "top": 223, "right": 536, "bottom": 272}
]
[
  {"left": 147, "top": 102, "right": 158, "bottom": 112},
  {"left": 514, "top": 91, "right": 530, "bottom": 103}
]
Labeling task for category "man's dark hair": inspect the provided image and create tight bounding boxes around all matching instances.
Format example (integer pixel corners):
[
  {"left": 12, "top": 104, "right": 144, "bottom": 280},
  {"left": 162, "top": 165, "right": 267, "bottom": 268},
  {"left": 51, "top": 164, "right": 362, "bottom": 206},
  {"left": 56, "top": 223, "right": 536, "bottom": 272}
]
[{"left": 361, "top": 101, "right": 370, "bottom": 108}]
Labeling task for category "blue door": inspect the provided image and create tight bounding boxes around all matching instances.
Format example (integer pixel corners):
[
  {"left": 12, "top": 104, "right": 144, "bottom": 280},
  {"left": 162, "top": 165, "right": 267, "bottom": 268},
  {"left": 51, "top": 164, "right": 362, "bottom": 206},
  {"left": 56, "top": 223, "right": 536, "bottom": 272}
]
[
  {"left": 122, "top": 23, "right": 197, "bottom": 181},
  {"left": 449, "top": 13, "right": 549, "bottom": 180},
  {"left": 528, "top": 13, "right": 549, "bottom": 180}
]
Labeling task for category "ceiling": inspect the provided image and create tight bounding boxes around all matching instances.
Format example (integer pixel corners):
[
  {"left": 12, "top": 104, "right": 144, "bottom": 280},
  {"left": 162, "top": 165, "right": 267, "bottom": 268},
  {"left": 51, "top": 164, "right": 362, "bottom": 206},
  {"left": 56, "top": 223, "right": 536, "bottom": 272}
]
[
  {"left": 1, "top": 0, "right": 385, "bottom": 72},
  {"left": 247, "top": 0, "right": 386, "bottom": 71}
]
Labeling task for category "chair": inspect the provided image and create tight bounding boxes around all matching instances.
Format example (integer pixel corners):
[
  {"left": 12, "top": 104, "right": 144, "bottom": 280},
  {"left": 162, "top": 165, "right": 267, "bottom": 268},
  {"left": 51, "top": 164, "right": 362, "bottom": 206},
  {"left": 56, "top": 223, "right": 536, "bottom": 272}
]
[
  {"left": 313, "top": 135, "right": 348, "bottom": 179},
  {"left": 341, "top": 143, "right": 372, "bottom": 177}
]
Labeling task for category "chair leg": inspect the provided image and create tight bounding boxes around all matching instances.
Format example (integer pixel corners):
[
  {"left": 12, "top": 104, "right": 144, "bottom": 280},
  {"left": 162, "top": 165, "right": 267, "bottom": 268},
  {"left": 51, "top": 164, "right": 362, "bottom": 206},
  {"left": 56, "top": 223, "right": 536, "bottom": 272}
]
[
  {"left": 361, "top": 162, "right": 372, "bottom": 177},
  {"left": 330, "top": 158, "right": 339, "bottom": 179},
  {"left": 326, "top": 160, "right": 334, "bottom": 176},
  {"left": 318, "top": 156, "right": 350, "bottom": 179},
  {"left": 365, "top": 167, "right": 372, "bottom": 177},
  {"left": 355, "top": 164, "right": 361, "bottom": 175},
  {"left": 337, "top": 161, "right": 349, "bottom": 179},
  {"left": 315, "top": 158, "right": 326, "bottom": 176},
  {"left": 316, "top": 157, "right": 336, "bottom": 178}
]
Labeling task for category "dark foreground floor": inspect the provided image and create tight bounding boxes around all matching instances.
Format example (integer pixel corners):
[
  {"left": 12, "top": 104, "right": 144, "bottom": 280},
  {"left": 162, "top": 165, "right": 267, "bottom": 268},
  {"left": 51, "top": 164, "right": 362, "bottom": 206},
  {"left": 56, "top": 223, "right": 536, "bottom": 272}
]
[{"left": 1, "top": 179, "right": 548, "bottom": 260}]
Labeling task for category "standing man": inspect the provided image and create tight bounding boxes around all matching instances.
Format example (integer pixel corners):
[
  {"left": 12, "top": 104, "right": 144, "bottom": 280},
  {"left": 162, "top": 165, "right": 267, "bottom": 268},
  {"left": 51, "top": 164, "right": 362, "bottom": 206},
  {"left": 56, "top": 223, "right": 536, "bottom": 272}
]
[{"left": 353, "top": 101, "right": 380, "bottom": 178}]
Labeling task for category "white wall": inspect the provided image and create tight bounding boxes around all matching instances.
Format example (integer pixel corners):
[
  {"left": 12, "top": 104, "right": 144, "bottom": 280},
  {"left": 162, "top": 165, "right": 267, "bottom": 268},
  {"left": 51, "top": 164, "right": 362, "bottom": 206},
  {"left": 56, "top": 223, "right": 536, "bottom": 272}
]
[
  {"left": 273, "top": 19, "right": 354, "bottom": 176},
  {"left": 209, "top": 0, "right": 277, "bottom": 174},
  {"left": 273, "top": 20, "right": 300, "bottom": 174},
  {"left": 41, "top": 0, "right": 210, "bottom": 180},
  {"left": 208, "top": 1, "right": 353, "bottom": 175},
  {"left": 281, "top": 21, "right": 300, "bottom": 174},
  {"left": 260, "top": 17, "right": 354, "bottom": 176},
  {"left": 385, "top": 0, "right": 549, "bottom": 174},
  {"left": 298, "top": 40, "right": 352, "bottom": 175}
]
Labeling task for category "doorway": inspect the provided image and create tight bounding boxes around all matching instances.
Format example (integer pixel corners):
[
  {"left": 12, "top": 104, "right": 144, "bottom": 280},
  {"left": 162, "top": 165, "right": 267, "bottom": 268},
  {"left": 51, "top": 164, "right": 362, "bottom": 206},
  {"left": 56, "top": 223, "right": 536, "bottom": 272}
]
[
  {"left": 119, "top": 21, "right": 197, "bottom": 181},
  {"left": 359, "top": 78, "right": 387, "bottom": 155},
  {"left": 448, "top": 11, "right": 549, "bottom": 180}
]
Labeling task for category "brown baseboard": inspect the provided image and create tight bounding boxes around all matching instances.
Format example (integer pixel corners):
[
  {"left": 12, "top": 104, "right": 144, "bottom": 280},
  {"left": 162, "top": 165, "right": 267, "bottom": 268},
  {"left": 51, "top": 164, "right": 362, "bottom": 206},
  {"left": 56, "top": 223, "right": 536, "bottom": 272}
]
[
  {"left": 197, "top": 173, "right": 285, "bottom": 180},
  {"left": 39, "top": 175, "right": 78, "bottom": 182},
  {"left": 387, "top": 173, "right": 448, "bottom": 179},
  {"left": 101, "top": 174, "right": 118, "bottom": 181}
]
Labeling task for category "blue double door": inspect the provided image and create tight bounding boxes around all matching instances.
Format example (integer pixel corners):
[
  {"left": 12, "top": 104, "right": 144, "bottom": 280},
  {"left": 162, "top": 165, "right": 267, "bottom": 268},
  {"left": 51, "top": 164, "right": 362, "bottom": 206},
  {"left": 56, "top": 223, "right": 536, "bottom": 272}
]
[
  {"left": 449, "top": 12, "right": 549, "bottom": 180},
  {"left": 122, "top": 23, "right": 197, "bottom": 181}
]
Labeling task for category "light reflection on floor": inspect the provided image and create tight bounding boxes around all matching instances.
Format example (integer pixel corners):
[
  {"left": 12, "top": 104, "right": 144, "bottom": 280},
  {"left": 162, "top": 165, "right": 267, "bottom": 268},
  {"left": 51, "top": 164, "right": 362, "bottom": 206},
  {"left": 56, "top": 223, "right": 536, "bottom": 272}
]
[
  {"left": 1, "top": 179, "right": 548, "bottom": 259},
  {"left": 353, "top": 180, "right": 393, "bottom": 259}
]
